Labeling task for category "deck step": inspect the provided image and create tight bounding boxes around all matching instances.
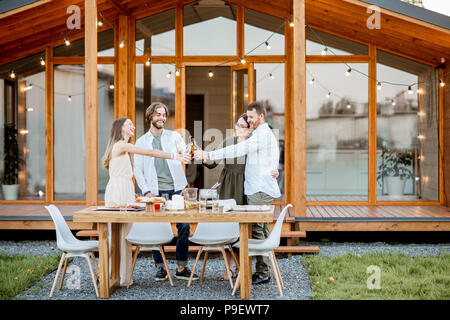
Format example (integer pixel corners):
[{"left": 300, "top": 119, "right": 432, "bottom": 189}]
[{"left": 274, "top": 246, "right": 320, "bottom": 253}]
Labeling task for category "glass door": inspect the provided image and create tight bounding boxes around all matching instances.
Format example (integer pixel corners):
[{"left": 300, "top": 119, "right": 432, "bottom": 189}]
[{"left": 230, "top": 63, "right": 255, "bottom": 128}]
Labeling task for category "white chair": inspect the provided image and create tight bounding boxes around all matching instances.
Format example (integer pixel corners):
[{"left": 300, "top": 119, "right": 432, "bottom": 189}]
[
  {"left": 45, "top": 205, "right": 99, "bottom": 298},
  {"left": 125, "top": 222, "right": 175, "bottom": 287},
  {"left": 187, "top": 199, "right": 239, "bottom": 288},
  {"left": 232, "top": 204, "right": 292, "bottom": 297}
]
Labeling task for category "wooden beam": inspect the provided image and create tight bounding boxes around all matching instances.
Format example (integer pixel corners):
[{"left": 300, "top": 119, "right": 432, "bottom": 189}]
[
  {"left": 106, "top": 0, "right": 130, "bottom": 15},
  {"left": 85, "top": 0, "right": 98, "bottom": 206},
  {"left": 116, "top": 15, "right": 129, "bottom": 118},
  {"left": 247, "top": 63, "right": 255, "bottom": 104},
  {"left": 128, "top": 15, "right": 136, "bottom": 125},
  {"left": 368, "top": 44, "right": 377, "bottom": 204},
  {"left": 0, "top": 0, "right": 52, "bottom": 20},
  {"left": 292, "top": 0, "right": 306, "bottom": 217},
  {"left": 439, "top": 66, "right": 444, "bottom": 205},
  {"left": 306, "top": 55, "right": 370, "bottom": 63},
  {"left": 237, "top": 3, "right": 244, "bottom": 59},
  {"left": 45, "top": 47, "right": 54, "bottom": 203},
  {"left": 285, "top": 20, "right": 292, "bottom": 207}
]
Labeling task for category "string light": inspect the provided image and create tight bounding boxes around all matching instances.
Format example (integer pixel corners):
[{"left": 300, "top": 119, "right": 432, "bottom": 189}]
[
  {"left": 321, "top": 47, "right": 328, "bottom": 55},
  {"left": 98, "top": 19, "right": 103, "bottom": 27},
  {"left": 345, "top": 68, "right": 351, "bottom": 76},
  {"left": 326, "top": 92, "right": 331, "bottom": 98},
  {"left": 23, "top": 84, "right": 33, "bottom": 91},
  {"left": 166, "top": 71, "right": 172, "bottom": 78},
  {"left": 19, "top": 129, "right": 29, "bottom": 135},
  {"left": 407, "top": 86, "right": 413, "bottom": 94},
  {"left": 346, "top": 104, "right": 351, "bottom": 109},
  {"left": 240, "top": 58, "right": 246, "bottom": 64},
  {"left": 377, "top": 82, "right": 382, "bottom": 90},
  {"left": 440, "top": 79, "right": 445, "bottom": 87},
  {"left": 289, "top": 19, "right": 294, "bottom": 27},
  {"left": 269, "top": 73, "right": 275, "bottom": 79},
  {"left": 417, "top": 111, "right": 426, "bottom": 117},
  {"left": 208, "top": 70, "right": 214, "bottom": 78},
  {"left": 416, "top": 88, "right": 423, "bottom": 94},
  {"left": 109, "top": 82, "right": 114, "bottom": 90},
  {"left": 309, "top": 78, "right": 315, "bottom": 85},
  {"left": 145, "top": 57, "right": 151, "bottom": 66},
  {"left": 64, "top": 38, "right": 70, "bottom": 46},
  {"left": 265, "top": 41, "right": 271, "bottom": 50},
  {"left": 391, "top": 99, "right": 396, "bottom": 106},
  {"left": 10, "top": 70, "right": 15, "bottom": 79},
  {"left": 40, "top": 57, "right": 45, "bottom": 66},
  {"left": 119, "top": 40, "right": 125, "bottom": 48},
  {"left": 67, "top": 96, "right": 72, "bottom": 102},
  {"left": 175, "top": 68, "right": 180, "bottom": 76},
  {"left": 417, "top": 134, "right": 425, "bottom": 140},
  {"left": 27, "top": 108, "right": 34, "bottom": 112}
]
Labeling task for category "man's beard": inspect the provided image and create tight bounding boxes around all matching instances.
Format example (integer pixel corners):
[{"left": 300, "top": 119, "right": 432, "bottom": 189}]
[{"left": 152, "top": 119, "right": 165, "bottom": 129}]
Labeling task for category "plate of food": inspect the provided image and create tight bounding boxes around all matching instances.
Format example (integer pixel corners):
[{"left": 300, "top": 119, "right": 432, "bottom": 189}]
[{"left": 136, "top": 196, "right": 166, "bottom": 203}]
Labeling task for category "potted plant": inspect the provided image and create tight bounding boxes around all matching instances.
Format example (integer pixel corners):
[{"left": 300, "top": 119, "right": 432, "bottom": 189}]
[
  {"left": 377, "top": 148, "right": 413, "bottom": 197},
  {"left": 2, "top": 123, "right": 20, "bottom": 200}
]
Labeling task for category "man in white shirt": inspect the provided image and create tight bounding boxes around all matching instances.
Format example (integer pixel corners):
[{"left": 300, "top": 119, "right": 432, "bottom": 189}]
[
  {"left": 135, "top": 102, "right": 198, "bottom": 282},
  {"left": 194, "top": 101, "right": 281, "bottom": 285}
]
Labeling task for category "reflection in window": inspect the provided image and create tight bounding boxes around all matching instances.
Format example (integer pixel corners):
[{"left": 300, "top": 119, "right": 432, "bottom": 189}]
[
  {"left": 135, "top": 64, "right": 175, "bottom": 139},
  {"left": 98, "top": 65, "right": 114, "bottom": 201},
  {"left": 135, "top": 9, "right": 175, "bottom": 56},
  {"left": 54, "top": 29, "right": 115, "bottom": 57},
  {"left": 306, "top": 63, "right": 369, "bottom": 201},
  {"left": 244, "top": 8, "right": 284, "bottom": 56},
  {"left": 376, "top": 50, "right": 438, "bottom": 201},
  {"left": 306, "top": 28, "right": 368, "bottom": 55},
  {"left": 0, "top": 53, "right": 46, "bottom": 200},
  {"left": 254, "top": 63, "right": 285, "bottom": 200},
  {"left": 184, "top": 1, "right": 236, "bottom": 56},
  {"left": 54, "top": 65, "right": 86, "bottom": 200}
]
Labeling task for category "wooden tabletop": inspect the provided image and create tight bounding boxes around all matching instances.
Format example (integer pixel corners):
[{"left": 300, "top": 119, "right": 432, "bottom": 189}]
[{"left": 73, "top": 206, "right": 275, "bottom": 223}]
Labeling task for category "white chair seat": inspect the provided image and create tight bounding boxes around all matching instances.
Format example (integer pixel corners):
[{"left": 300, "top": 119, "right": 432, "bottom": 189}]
[
  {"left": 188, "top": 236, "right": 238, "bottom": 246},
  {"left": 126, "top": 235, "right": 173, "bottom": 246}
]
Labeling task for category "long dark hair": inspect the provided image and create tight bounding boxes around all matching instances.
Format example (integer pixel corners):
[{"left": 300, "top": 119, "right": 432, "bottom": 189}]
[{"left": 239, "top": 113, "right": 250, "bottom": 128}]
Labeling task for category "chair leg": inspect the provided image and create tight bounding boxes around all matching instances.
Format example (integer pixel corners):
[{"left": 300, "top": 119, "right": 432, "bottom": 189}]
[
  {"left": 159, "top": 245, "right": 174, "bottom": 286},
  {"left": 220, "top": 247, "right": 234, "bottom": 289},
  {"left": 268, "top": 252, "right": 283, "bottom": 296},
  {"left": 187, "top": 247, "right": 203, "bottom": 287},
  {"left": 85, "top": 253, "right": 99, "bottom": 298},
  {"left": 50, "top": 252, "right": 66, "bottom": 298},
  {"left": 272, "top": 251, "right": 285, "bottom": 290},
  {"left": 127, "top": 246, "right": 140, "bottom": 289},
  {"left": 59, "top": 257, "right": 69, "bottom": 289},
  {"left": 200, "top": 251, "right": 208, "bottom": 282},
  {"left": 232, "top": 271, "right": 240, "bottom": 296},
  {"left": 228, "top": 244, "right": 239, "bottom": 270},
  {"left": 90, "top": 251, "right": 99, "bottom": 276}
]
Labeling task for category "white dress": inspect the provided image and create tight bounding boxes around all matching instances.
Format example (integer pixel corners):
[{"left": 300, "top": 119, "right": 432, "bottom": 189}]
[{"left": 104, "top": 153, "right": 134, "bottom": 286}]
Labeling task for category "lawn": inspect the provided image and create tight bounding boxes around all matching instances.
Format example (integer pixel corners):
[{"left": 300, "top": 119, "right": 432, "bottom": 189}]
[
  {"left": 303, "top": 252, "right": 450, "bottom": 300},
  {"left": 0, "top": 253, "right": 61, "bottom": 300}
]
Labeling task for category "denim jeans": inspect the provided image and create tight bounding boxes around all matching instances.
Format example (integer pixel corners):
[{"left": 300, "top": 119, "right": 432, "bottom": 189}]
[{"left": 152, "top": 190, "right": 190, "bottom": 268}]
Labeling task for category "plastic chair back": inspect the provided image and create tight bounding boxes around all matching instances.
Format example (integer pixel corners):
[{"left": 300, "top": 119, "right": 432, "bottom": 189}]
[
  {"left": 45, "top": 205, "right": 79, "bottom": 249},
  {"left": 264, "top": 204, "right": 292, "bottom": 250},
  {"left": 127, "top": 222, "right": 174, "bottom": 242}
]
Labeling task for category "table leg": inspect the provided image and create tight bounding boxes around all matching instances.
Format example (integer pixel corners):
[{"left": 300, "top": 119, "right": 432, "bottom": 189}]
[
  {"left": 239, "top": 223, "right": 251, "bottom": 299},
  {"left": 98, "top": 223, "right": 109, "bottom": 298},
  {"left": 110, "top": 223, "right": 121, "bottom": 292}
]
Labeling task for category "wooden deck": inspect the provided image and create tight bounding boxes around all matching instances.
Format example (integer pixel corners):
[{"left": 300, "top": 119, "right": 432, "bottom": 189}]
[{"left": 0, "top": 204, "right": 449, "bottom": 231}]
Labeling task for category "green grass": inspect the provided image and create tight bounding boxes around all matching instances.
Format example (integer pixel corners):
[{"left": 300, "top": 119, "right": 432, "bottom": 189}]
[
  {"left": 303, "top": 252, "right": 450, "bottom": 300},
  {"left": 0, "top": 253, "right": 61, "bottom": 300}
]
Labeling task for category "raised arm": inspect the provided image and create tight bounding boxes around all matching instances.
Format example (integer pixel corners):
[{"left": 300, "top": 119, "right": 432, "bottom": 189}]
[{"left": 118, "top": 142, "right": 190, "bottom": 162}]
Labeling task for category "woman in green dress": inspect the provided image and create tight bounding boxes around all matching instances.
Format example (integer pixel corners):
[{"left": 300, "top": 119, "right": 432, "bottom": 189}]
[{"left": 203, "top": 113, "right": 279, "bottom": 280}]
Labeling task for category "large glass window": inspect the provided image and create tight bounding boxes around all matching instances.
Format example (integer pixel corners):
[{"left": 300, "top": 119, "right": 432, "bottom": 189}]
[
  {"left": 53, "top": 65, "right": 86, "bottom": 200},
  {"left": 98, "top": 64, "right": 114, "bottom": 201},
  {"left": 306, "top": 28, "right": 368, "bottom": 55},
  {"left": 376, "top": 50, "right": 439, "bottom": 201},
  {"left": 244, "top": 8, "right": 284, "bottom": 56},
  {"left": 306, "top": 63, "right": 369, "bottom": 201},
  {"left": 0, "top": 53, "right": 46, "bottom": 200},
  {"left": 183, "top": 1, "right": 237, "bottom": 56},
  {"left": 135, "top": 63, "right": 175, "bottom": 138},
  {"left": 254, "top": 63, "right": 285, "bottom": 200},
  {"left": 135, "top": 9, "right": 175, "bottom": 56}
]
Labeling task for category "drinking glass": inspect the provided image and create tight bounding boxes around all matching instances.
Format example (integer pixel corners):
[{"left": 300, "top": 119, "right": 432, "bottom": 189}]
[
  {"left": 199, "top": 189, "right": 208, "bottom": 213},
  {"left": 119, "top": 202, "right": 127, "bottom": 213},
  {"left": 211, "top": 190, "right": 219, "bottom": 213},
  {"left": 184, "top": 188, "right": 198, "bottom": 210}
]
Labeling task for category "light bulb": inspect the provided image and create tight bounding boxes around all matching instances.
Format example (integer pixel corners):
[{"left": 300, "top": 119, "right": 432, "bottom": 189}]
[
  {"left": 208, "top": 70, "right": 214, "bottom": 78},
  {"left": 326, "top": 92, "right": 331, "bottom": 98},
  {"left": 40, "top": 57, "right": 45, "bottom": 66},
  {"left": 166, "top": 71, "right": 172, "bottom": 78},
  {"left": 10, "top": 70, "right": 15, "bottom": 79},
  {"left": 309, "top": 78, "right": 315, "bottom": 85},
  {"left": 64, "top": 38, "right": 70, "bottom": 46},
  {"left": 98, "top": 19, "right": 103, "bottom": 27},
  {"left": 407, "top": 86, "right": 413, "bottom": 94},
  {"left": 377, "top": 82, "right": 382, "bottom": 90},
  {"left": 109, "top": 83, "right": 114, "bottom": 90},
  {"left": 119, "top": 40, "right": 125, "bottom": 48},
  {"left": 391, "top": 100, "right": 396, "bottom": 106},
  {"left": 23, "top": 84, "right": 33, "bottom": 91},
  {"left": 321, "top": 47, "right": 328, "bottom": 55},
  {"left": 27, "top": 108, "right": 34, "bottom": 112},
  {"left": 346, "top": 104, "right": 351, "bottom": 109},
  {"left": 440, "top": 79, "right": 445, "bottom": 87},
  {"left": 240, "top": 58, "right": 246, "bottom": 64},
  {"left": 289, "top": 21, "right": 294, "bottom": 27},
  {"left": 417, "top": 111, "right": 425, "bottom": 117},
  {"left": 19, "top": 129, "right": 29, "bottom": 135},
  {"left": 67, "top": 96, "right": 72, "bottom": 102},
  {"left": 269, "top": 73, "right": 274, "bottom": 79},
  {"left": 175, "top": 68, "right": 180, "bottom": 76},
  {"left": 345, "top": 68, "right": 351, "bottom": 76},
  {"left": 417, "top": 134, "right": 424, "bottom": 140},
  {"left": 145, "top": 58, "right": 150, "bottom": 66},
  {"left": 265, "top": 41, "right": 271, "bottom": 50}
]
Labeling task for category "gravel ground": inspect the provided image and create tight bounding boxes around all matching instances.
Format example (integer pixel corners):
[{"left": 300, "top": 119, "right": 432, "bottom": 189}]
[{"left": 1, "top": 240, "right": 448, "bottom": 300}]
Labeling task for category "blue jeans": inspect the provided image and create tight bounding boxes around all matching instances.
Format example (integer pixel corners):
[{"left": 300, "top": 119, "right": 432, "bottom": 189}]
[{"left": 153, "top": 190, "right": 190, "bottom": 268}]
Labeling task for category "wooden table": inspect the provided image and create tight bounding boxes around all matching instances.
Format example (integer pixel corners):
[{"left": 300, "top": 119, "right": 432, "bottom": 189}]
[{"left": 73, "top": 206, "right": 274, "bottom": 299}]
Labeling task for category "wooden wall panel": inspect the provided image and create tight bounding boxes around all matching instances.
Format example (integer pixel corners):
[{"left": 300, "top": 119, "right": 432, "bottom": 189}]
[{"left": 443, "top": 62, "right": 450, "bottom": 207}]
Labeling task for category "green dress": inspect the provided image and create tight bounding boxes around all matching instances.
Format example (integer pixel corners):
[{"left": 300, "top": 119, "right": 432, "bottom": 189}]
[{"left": 203, "top": 136, "right": 247, "bottom": 205}]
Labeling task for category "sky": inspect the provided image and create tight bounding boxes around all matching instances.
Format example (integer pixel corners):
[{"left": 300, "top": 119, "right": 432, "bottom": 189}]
[{"left": 422, "top": 0, "right": 450, "bottom": 16}]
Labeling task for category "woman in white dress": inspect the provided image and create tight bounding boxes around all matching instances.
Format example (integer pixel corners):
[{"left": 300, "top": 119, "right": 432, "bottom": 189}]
[{"left": 102, "top": 117, "right": 190, "bottom": 286}]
